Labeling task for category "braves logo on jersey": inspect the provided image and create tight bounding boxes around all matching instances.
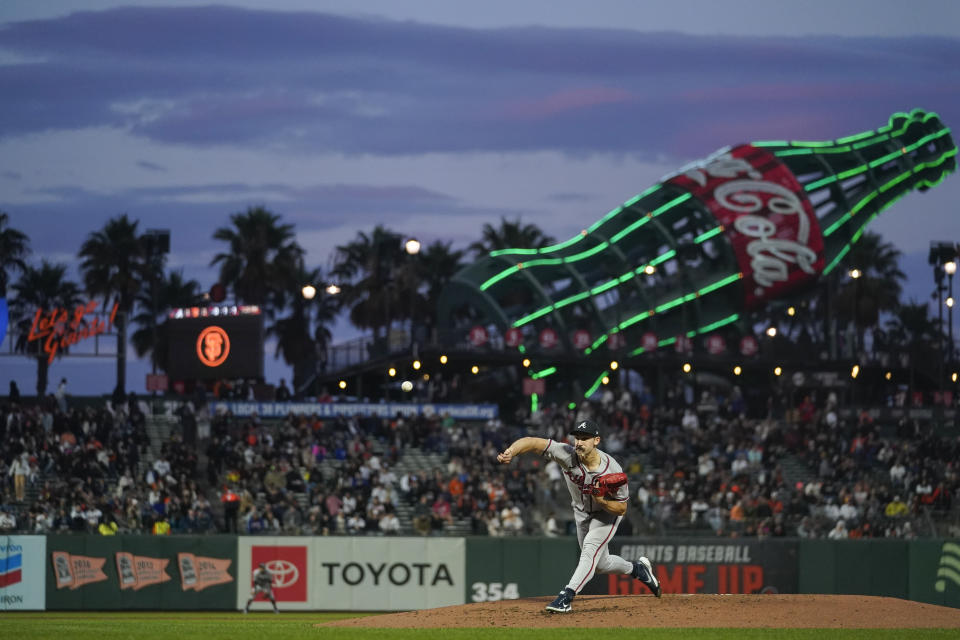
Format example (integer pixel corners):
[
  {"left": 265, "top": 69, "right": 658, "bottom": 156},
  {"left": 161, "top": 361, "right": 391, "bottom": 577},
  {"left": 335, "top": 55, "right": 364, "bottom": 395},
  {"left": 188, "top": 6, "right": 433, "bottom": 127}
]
[
  {"left": 564, "top": 469, "right": 589, "bottom": 494},
  {"left": 564, "top": 467, "right": 610, "bottom": 500}
]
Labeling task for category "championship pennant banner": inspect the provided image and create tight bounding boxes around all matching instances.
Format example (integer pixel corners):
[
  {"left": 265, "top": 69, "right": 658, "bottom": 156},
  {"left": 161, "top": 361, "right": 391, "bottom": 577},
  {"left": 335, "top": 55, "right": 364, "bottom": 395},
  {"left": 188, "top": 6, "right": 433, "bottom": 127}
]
[
  {"left": 1, "top": 535, "right": 46, "bottom": 610},
  {"left": 237, "top": 536, "right": 466, "bottom": 611},
  {"left": 46, "top": 536, "right": 236, "bottom": 610}
]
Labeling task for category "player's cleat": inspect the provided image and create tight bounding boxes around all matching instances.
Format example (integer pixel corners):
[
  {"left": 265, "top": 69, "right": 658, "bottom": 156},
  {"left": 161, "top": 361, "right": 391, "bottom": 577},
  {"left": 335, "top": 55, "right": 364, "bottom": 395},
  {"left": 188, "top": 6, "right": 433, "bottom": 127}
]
[
  {"left": 545, "top": 587, "right": 575, "bottom": 613},
  {"left": 633, "top": 557, "right": 662, "bottom": 598}
]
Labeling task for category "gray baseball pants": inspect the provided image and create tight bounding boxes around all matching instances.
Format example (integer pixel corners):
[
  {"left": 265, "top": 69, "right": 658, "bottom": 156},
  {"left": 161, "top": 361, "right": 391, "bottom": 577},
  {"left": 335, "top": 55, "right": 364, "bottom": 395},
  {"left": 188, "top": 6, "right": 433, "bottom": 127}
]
[{"left": 565, "top": 511, "right": 633, "bottom": 593}]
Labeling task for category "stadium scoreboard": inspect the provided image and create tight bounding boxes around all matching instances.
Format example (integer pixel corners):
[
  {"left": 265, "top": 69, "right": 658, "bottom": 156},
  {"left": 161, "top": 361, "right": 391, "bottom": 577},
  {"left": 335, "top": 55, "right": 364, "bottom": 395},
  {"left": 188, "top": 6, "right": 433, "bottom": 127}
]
[{"left": 166, "top": 305, "right": 264, "bottom": 380}]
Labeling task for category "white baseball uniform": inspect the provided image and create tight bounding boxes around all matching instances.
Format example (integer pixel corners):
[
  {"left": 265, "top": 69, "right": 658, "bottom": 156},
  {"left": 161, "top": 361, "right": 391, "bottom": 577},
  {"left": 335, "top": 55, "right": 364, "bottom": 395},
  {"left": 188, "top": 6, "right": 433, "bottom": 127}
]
[{"left": 542, "top": 438, "right": 634, "bottom": 593}]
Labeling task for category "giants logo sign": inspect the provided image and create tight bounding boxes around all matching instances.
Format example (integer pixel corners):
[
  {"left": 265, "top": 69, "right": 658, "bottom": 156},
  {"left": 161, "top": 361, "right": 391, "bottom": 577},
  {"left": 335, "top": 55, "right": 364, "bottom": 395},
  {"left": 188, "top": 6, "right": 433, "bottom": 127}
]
[
  {"left": 196, "top": 325, "right": 230, "bottom": 367},
  {"left": 666, "top": 145, "right": 824, "bottom": 310},
  {"left": 250, "top": 546, "right": 307, "bottom": 602}
]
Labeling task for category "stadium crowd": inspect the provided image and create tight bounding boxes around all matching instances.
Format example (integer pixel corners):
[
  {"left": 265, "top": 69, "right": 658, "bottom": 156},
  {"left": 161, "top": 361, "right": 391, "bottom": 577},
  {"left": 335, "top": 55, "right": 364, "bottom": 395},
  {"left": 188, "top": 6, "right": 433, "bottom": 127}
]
[
  {"left": 2, "top": 380, "right": 958, "bottom": 540},
  {"left": 0, "top": 393, "right": 215, "bottom": 536}
]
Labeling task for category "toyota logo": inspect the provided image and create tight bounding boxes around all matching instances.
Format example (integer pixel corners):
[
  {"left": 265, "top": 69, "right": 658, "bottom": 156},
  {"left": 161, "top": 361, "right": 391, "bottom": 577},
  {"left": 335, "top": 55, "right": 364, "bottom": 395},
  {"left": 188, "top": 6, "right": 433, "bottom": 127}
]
[{"left": 262, "top": 560, "right": 299, "bottom": 588}]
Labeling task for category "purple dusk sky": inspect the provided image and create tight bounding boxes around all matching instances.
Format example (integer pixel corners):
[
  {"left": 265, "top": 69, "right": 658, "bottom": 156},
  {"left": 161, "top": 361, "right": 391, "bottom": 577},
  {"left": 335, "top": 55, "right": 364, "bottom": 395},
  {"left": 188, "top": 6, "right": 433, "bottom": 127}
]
[{"left": 1, "top": 1, "right": 959, "bottom": 394}]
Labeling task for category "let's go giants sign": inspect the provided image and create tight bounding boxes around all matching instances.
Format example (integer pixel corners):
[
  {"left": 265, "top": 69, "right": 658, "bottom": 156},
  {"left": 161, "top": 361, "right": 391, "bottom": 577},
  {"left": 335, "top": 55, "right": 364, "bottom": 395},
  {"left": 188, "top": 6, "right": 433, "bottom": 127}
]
[{"left": 27, "top": 301, "right": 118, "bottom": 364}]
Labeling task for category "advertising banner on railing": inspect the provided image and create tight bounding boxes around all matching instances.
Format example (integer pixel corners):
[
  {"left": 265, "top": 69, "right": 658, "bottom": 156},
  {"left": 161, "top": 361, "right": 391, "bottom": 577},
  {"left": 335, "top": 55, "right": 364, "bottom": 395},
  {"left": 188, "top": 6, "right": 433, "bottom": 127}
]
[
  {"left": 1, "top": 535, "right": 46, "bottom": 610},
  {"left": 580, "top": 538, "right": 799, "bottom": 595},
  {"left": 237, "top": 536, "right": 465, "bottom": 611},
  {"left": 46, "top": 535, "right": 236, "bottom": 610},
  {"left": 210, "top": 401, "right": 498, "bottom": 420}
]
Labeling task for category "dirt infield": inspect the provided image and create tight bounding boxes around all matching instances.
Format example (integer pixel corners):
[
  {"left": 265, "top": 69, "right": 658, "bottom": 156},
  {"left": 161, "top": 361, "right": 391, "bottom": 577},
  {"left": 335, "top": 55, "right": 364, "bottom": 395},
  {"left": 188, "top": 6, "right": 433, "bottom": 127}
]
[{"left": 320, "top": 594, "right": 960, "bottom": 629}]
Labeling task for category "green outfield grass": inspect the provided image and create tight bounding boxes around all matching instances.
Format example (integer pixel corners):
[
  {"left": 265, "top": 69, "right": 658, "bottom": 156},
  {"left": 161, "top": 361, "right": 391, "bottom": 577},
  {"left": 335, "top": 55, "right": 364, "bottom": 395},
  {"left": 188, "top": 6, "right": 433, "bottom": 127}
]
[{"left": 1, "top": 612, "right": 958, "bottom": 640}]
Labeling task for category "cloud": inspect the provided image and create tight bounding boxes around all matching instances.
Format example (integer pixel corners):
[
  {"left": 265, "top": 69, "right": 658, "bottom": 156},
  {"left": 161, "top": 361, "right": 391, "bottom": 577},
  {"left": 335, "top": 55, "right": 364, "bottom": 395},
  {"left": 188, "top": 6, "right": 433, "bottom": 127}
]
[
  {"left": 0, "top": 6, "right": 957, "bottom": 159},
  {"left": 4, "top": 177, "right": 530, "bottom": 271},
  {"left": 136, "top": 159, "right": 166, "bottom": 172},
  {"left": 544, "top": 191, "right": 595, "bottom": 203}
]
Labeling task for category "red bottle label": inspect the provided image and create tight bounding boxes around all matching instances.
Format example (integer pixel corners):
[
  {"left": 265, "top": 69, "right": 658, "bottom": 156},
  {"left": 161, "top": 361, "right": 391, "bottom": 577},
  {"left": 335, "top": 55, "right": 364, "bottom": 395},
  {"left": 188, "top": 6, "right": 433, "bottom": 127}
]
[{"left": 665, "top": 144, "right": 824, "bottom": 310}]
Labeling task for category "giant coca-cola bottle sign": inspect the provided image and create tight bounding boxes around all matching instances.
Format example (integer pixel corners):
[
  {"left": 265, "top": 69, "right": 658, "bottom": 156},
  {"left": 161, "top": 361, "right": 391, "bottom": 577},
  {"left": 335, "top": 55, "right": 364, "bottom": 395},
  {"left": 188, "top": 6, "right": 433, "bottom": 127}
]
[{"left": 667, "top": 145, "right": 825, "bottom": 310}]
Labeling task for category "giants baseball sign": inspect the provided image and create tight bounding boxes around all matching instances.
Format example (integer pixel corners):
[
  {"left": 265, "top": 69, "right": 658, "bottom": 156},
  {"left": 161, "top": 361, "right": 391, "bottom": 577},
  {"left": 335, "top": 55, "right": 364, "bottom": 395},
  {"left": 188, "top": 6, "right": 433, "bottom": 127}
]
[{"left": 580, "top": 539, "right": 798, "bottom": 596}]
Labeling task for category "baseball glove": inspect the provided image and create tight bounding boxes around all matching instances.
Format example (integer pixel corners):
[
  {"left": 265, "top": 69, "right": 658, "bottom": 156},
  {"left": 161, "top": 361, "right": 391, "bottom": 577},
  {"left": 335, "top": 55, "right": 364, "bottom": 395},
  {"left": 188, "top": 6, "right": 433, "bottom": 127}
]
[{"left": 583, "top": 472, "right": 628, "bottom": 497}]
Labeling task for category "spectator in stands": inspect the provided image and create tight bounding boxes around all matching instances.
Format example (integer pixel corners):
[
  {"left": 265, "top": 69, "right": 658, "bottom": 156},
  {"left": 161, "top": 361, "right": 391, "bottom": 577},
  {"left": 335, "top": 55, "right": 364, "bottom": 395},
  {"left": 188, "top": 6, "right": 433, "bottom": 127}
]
[
  {"left": 827, "top": 519, "right": 849, "bottom": 539},
  {"left": 379, "top": 506, "right": 401, "bottom": 535},
  {"left": 431, "top": 493, "right": 454, "bottom": 532},
  {"left": 412, "top": 494, "right": 431, "bottom": 536},
  {"left": 889, "top": 458, "right": 907, "bottom": 486},
  {"left": 99, "top": 519, "right": 118, "bottom": 536},
  {"left": 9, "top": 452, "right": 29, "bottom": 502},
  {"left": 245, "top": 507, "right": 266, "bottom": 534},
  {"left": 262, "top": 505, "right": 281, "bottom": 533},
  {"left": 484, "top": 510, "right": 502, "bottom": 537},
  {"left": 346, "top": 511, "right": 365, "bottom": 534},
  {"left": 885, "top": 495, "right": 909, "bottom": 518},
  {"left": 152, "top": 515, "right": 171, "bottom": 535},
  {"left": 543, "top": 511, "right": 561, "bottom": 537},
  {"left": 221, "top": 486, "right": 240, "bottom": 533},
  {"left": 177, "top": 508, "right": 199, "bottom": 534},
  {"left": 0, "top": 508, "right": 15, "bottom": 531},
  {"left": 301, "top": 510, "right": 322, "bottom": 535},
  {"left": 282, "top": 498, "right": 303, "bottom": 533},
  {"left": 500, "top": 502, "right": 523, "bottom": 535},
  {"left": 55, "top": 378, "right": 68, "bottom": 412}
]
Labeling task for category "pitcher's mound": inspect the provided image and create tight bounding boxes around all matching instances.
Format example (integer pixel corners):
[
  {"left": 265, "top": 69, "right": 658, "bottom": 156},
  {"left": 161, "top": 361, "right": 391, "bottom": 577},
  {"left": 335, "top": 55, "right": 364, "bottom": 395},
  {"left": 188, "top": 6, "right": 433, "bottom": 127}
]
[{"left": 319, "top": 594, "right": 960, "bottom": 629}]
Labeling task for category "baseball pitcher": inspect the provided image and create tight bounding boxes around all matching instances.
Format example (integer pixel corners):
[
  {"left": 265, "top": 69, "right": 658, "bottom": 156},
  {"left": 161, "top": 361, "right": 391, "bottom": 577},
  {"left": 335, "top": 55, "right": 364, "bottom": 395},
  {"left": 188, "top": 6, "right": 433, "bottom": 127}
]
[
  {"left": 497, "top": 419, "right": 661, "bottom": 613},
  {"left": 244, "top": 562, "right": 280, "bottom": 614}
]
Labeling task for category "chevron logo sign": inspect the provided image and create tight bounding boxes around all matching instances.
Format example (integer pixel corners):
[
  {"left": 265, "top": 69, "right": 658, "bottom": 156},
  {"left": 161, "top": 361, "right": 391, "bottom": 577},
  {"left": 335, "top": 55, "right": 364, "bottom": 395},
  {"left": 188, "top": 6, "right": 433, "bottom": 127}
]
[{"left": 0, "top": 542, "right": 23, "bottom": 588}]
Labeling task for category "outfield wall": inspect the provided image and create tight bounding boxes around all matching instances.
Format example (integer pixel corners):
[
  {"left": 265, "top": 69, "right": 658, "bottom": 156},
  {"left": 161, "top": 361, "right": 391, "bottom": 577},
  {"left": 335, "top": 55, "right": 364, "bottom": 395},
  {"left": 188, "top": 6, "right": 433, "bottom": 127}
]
[{"left": 2, "top": 535, "right": 958, "bottom": 611}]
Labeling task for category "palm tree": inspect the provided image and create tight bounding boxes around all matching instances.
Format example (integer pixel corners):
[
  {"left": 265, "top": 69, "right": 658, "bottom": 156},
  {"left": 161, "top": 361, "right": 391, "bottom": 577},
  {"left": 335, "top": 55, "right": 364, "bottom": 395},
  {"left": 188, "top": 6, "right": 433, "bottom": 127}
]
[
  {"left": 0, "top": 211, "right": 30, "bottom": 297},
  {"left": 332, "top": 225, "right": 411, "bottom": 342},
  {"left": 210, "top": 206, "right": 304, "bottom": 311},
  {"left": 882, "top": 300, "right": 946, "bottom": 387},
  {"left": 266, "top": 263, "right": 339, "bottom": 395},
  {"left": 131, "top": 270, "right": 201, "bottom": 373},
  {"left": 835, "top": 232, "right": 905, "bottom": 354},
  {"left": 468, "top": 217, "right": 555, "bottom": 257},
  {"left": 415, "top": 240, "right": 464, "bottom": 343},
  {"left": 884, "top": 301, "right": 942, "bottom": 350},
  {"left": 9, "top": 262, "right": 83, "bottom": 395},
  {"left": 78, "top": 214, "right": 144, "bottom": 395}
]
